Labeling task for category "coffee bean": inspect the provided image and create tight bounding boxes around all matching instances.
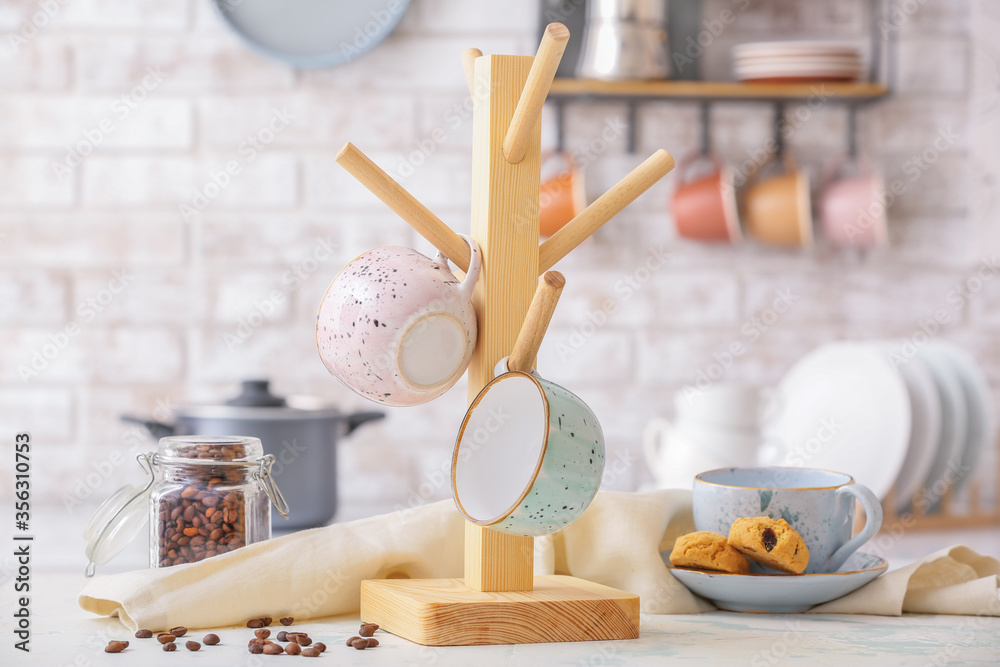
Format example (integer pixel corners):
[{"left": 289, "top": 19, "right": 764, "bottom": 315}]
[
  {"left": 279, "top": 616, "right": 293, "bottom": 626},
  {"left": 261, "top": 616, "right": 273, "bottom": 626},
  {"left": 255, "top": 629, "right": 270, "bottom": 639},
  {"left": 247, "top": 619, "right": 264, "bottom": 628},
  {"left": 313, "top": 642, "right": 327, "bottom": 652},
  {"left": 134, "top": 629, "right": 152, "bottom": 639},
  {"left": 294, "top": 635, "right": 312, "bottom": 646},
  {"left": 203, "top": 633, "right": 220, "bottom": 645},
  {"left": 351, "top": 638, "right": 368, "bottom": 650},
  {"left": 285, "top": 642, "right": 302, "bottom": 655},
  {"left": 169, "top": 626, "right": 188, "bottom": 637},
  {"left": 301, "top": 648, "right": 321, "bottom": 657},
  {"left": 157, "top": 634, "right": 176, "bottom": 644},
  {"left": 105, "top": 641, "right": 127, "bottom": 653},
  {"left": 155, "top": 444, "right": 250, "bottom": 567},
  {"left": 346, "top": 636, "right": 362, "bottom": 646},
  {"left": 248, "top": 644, "right": 263, "bottom": 654},
  {"left": 263, "top": 644, "right": 283, "bottom": 655},
  {"left": 186, "top": 641, "right": 201, "bottom": 651},
  {"left": 163, "top": 642, "right": 177, "bottom": 652},
  {"left": 249, "top": 638, "right": 265, "bottom": 648},
  {"left": 359, "top": 623, "right": 379, "bottom": 637},
  {"left": 276, "top": 631, "right": 288, "bottom": 642},
  {"left": 366, "top": 638, "right": 379, "bottom": 648}
]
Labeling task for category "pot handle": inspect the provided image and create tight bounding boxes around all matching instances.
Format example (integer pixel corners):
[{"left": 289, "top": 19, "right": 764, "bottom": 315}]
[
  {"left": 342, "top": 411, "right": 385, "bottom": 436},
  {"left": 121, "top": 415, "right": 176, "bottom": 440}
]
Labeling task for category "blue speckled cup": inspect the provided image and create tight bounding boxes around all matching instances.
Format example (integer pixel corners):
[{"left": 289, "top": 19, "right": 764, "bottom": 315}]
[
  {"left": 692, "top": 467, "right": 882, "bottom": 574},
  {"left": 451, "top": 358, "right": 605, "bottom": 537}
]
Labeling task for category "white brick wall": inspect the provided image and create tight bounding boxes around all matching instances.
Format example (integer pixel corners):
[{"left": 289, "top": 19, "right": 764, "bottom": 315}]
[{"left": 2, "top": 0, "right": 997, "bottom": 517}]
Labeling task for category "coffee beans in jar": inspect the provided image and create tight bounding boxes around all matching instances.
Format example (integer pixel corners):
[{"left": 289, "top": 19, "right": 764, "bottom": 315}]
[{"left": 149, "top": 436, "right": 286, "bottom": 568}]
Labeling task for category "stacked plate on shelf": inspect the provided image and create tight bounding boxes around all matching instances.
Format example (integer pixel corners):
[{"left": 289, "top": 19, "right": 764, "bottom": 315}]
[
  {"left": 758, "top": 341, "right": 995, "bottom": 514},
  {"left": 732, "top": 41, "right": 864, "bottom": 83}
]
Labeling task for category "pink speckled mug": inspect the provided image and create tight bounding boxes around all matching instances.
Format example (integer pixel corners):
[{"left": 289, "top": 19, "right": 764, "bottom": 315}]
[{"left": 316, "top": 235, "right": 481, "bottom": 407}]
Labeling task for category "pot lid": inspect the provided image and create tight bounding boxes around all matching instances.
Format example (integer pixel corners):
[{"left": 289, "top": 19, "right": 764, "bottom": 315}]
[{"left": 176, "top": 379, "right": 345, "bottom": 421}]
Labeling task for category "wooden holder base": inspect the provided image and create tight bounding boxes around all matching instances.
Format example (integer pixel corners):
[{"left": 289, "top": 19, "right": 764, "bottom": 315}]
[{"left": 360, "top": 575, "right": 640, "bottom": 646}]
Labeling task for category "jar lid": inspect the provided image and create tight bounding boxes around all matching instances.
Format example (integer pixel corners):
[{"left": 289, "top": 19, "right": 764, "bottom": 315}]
[
  {"left": 157, "top": 435, "right": 263, "bottom": 464},
  {"left": 84, "top": 454, "right": 155, "bottom": 577}
]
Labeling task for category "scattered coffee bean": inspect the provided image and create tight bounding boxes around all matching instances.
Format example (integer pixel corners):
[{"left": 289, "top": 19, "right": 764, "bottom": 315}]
[
  {"left": 313, "top": 642, "right": 327, "bottom": 652},
  {"left": 276, "top": 630, "right": 288, "bottom": 642},
  {"left": 279, "top": 616, "right": 293, "bottom": 626},
  {"left": 261, "top": 616, "right": 273, "bottom": 626},
  {"left": 346, "top": 636, "right": 362, "bottom": 647},
  {"left": 186, "top": 641, "right": 201, "bottom": 651},
  {"left": 359, "top": 623, "right": 379, "bottom": 637},
  {"left": 247, "top": 618, "right": 264, "bottom": 628},
  {"left": 170, "top": 626, "right": 188, "bottom": 637},
  {"left": 249, "top": 638, "right": 265, "bottom": 648},
  {"left": 105, "top": 641, "right": 127, "bottom": 653},
  {"left": 203, "top": 633, "right": 220, "bottom": 645},
  {"left": 248, "top": 644, "right": 263, "bottom": 654},
  {"left": 157, "top": 634, "right": 176, "bottom": 644},
  {"left": 301, "top": 648, "right": 321, "bottom": 657},
  {"left": 263, "top": 644, "right": 283, "bottom": 655},
  {"left": 285, "top": 642, "right": 302, "bottom": 655},
  {"left": 163, "top": 642, "right": 177, "bottom": 652},
  {"left": 294, "top": 635, "right": 312, "bottom": 646},
  {"left": 255, "top": 628, "right": 271, "bottom": 639},
  {"left": 135, "top": 629, "right": 153, "bottom": 639},
  {"left": 351, "top": 638, "right": 369, "bottom": 650},
  {"left": 366, "top": 638, "right": 379, "bottom": 648}
]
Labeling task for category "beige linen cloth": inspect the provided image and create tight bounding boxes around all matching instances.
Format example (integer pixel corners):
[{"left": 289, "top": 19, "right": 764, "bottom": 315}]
[{"left": 79, "top": 490, "right": 1000, "bottom": 630}]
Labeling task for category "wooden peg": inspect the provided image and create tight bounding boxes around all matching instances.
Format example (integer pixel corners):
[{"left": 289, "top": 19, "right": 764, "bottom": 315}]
[
  {"left": 336, "top": 142, "right": 471, "bottom": 272},
  {"left": 502, "top": 22, "right": 569, "bottom": 164},
  {"left": 507, "top": 272, "right": 565, "bottom": 373},
  {"left": 461, "top": 48, "right": 482, "bottom": 98},
  {"left": 538, "top": 149, "right": 675, "bottom": 273}
]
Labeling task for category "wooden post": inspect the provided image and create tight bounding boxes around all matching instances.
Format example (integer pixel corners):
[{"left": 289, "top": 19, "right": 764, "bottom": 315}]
[{"left": 463, "top": 52, "right": 541, "bottom": 593}]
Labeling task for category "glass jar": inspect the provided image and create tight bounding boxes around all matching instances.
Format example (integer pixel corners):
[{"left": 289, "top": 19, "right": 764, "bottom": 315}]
[{"left": 85, "top": 435, "right": 288, "bottom": 576}]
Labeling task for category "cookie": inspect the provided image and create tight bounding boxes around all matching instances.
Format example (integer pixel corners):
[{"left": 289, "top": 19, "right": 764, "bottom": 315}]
[
  {"left": 728, "top": 517, "right": 809, "bottom": 574},
  {"left": 669, "top": 531, "right": 751, "bottom": 574}
]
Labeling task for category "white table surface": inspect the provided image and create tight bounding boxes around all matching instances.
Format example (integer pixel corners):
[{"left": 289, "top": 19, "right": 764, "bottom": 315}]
[
  {"left": 5, "top": 507, "right": 1000, "bottom": 666},
  {"left": 3, "top": 570, "right": 999, "bottom": 667}
]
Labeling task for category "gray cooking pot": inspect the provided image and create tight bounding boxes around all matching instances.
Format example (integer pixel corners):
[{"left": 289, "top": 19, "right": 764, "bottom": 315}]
[{"left": 123, "top": 380, "right": 384, "bottom": 529}]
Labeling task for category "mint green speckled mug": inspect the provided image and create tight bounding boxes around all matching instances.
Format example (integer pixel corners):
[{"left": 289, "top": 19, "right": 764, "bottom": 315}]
[{"left": 451, "top": 357, "right": 606, "bottom": 536}]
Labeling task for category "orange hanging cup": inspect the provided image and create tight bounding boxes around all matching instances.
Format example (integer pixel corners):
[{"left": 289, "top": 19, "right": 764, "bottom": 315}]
[{"left": 670, "top": 149, "right": 741, "bottom": 243}]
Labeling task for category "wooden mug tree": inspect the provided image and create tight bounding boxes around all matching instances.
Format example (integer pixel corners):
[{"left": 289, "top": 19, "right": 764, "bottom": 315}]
[{"left": 335, "top": 24, "right": 675, "bottom": 645}]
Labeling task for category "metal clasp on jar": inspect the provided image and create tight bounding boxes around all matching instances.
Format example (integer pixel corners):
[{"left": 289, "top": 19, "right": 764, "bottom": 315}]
[{"left": 253, "top": 454, "right": 290, "bottom": 520}]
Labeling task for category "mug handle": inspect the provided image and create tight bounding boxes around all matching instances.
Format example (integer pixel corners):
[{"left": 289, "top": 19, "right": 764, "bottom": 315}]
[
  {"left": 826, "top": 482, "right": 883, "bottom": 572},
  {"left": 642, "top": 418, "right": 674, "bottom": 477},
  {"left": 440, "top": 233, "right": 481, "bottom": 301}
]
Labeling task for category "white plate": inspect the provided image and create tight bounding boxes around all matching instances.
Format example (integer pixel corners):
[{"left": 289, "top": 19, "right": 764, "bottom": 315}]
[
  {"left": 667, "top": 552, "right": 887, "bottom": 613},
  {"left": 733, "top": 41, "right": 861, "bottom": 57},
  {"left": 930, "top": 342, "right": 995, "bottom": 491},
  {"left": 883, "top": 348, "right": 942, "bottom": 513},
  {"left": 759, "top": 342, "right": 911, "bottom": 499},
  {"left": 214, "top": 0, "right": 412, "bottom": 69},
  {"left": 917, "top": 346, "right": 969, "bottom": 505}
]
